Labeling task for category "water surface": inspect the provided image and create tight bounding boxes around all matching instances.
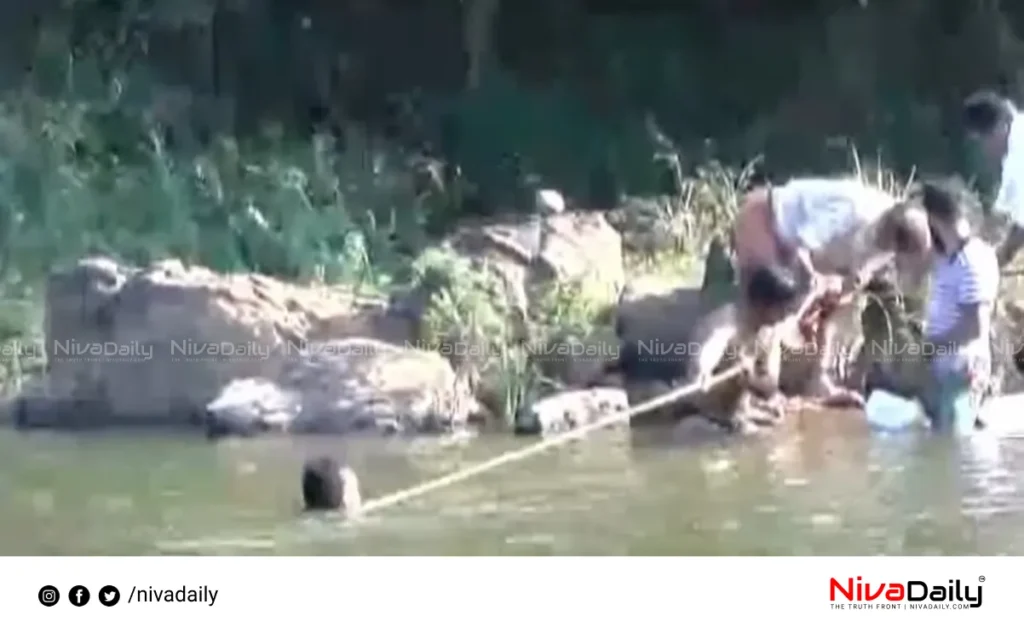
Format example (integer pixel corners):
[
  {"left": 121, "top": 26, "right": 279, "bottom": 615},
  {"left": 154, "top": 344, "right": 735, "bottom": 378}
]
[{"left": 1, "top": 418, "right": 1022, "bottom": 555}]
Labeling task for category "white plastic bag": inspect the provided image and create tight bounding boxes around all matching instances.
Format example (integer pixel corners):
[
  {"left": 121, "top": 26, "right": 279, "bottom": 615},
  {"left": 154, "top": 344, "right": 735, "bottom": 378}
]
[{"left": 864, "top": 389, "right": 923, "bottom": 431}]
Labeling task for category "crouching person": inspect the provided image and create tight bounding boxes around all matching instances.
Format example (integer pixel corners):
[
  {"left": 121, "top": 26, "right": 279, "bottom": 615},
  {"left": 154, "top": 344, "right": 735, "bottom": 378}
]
[{"left": 682, "top": 264, "right": 800, "bottom": 433}]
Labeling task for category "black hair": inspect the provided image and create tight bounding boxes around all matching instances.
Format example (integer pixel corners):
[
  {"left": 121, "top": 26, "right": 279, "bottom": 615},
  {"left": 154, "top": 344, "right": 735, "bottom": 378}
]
[
  {"left": 302, "top": 456, "right": 344, "bottom": 511},
  {"left": 963, "top": 90, "right": 1012, "bottom": 135},
  {"left": 916, "top": 178, "right": 970, "bottom": 222},
  {"left": 745, "top": 264, "right": 799, "bottom": 306}
]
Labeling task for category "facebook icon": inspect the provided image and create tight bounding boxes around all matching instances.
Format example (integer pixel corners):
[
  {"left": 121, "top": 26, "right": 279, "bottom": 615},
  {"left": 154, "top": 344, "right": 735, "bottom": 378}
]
[{"left": 69, "top": 585, "right": 90, "bottom": 606}]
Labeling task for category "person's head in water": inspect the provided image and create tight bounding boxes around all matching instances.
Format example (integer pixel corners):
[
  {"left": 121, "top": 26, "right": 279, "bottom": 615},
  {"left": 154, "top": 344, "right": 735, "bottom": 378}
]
[
  {"left": 745, "top": 264, "right": 799, "bottom": 324},
  {"left": 915, "top": 179, "right": 973, "bottom": 256},
  {"left": 301, "top": 456, "right": 362, "bottom": 512},
  {"left": 963, "top": 90, "right": 1014, "bottom": 164}
]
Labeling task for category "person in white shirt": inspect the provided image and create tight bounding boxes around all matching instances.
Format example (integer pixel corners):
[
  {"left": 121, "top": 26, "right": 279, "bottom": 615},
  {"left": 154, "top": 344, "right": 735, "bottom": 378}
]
[
  {"left": 729, "top": 177, "right": 931, "bottom": 406},
  {"left": 870, "top": 179, "right": 999, "bottom": 433},
  {"left": 962, "top": 90, "right": 1024, "bottom": 267}
]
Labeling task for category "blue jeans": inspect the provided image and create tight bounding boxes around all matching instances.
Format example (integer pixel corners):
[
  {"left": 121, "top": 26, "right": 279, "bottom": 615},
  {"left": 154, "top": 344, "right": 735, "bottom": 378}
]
[{"left": 921, "top": 366, "right": 985, "bottom": 435}]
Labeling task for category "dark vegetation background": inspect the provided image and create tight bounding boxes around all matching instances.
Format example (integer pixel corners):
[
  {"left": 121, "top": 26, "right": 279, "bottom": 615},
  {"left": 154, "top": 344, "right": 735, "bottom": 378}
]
[
  {"left": 9, "top": 1, "right": 1020, "bottom": 201},
  {"left": 0, "top": 0, "right": 1019, "bottom": 298},
  {"left": 0, "top": 0, "right": 1017, "bottom": 407}
]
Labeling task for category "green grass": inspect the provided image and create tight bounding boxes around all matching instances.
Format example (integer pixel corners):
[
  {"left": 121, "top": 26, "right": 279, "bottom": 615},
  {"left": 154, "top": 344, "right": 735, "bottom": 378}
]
[{"left": 0, "top": 60, "right": 941, "bottom": 425}]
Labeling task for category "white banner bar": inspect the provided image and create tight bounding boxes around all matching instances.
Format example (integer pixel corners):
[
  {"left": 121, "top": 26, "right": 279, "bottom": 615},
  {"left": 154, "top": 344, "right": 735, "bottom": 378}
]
[{"left": 3, "top": 557, "right": 1005, "bottom": 630}]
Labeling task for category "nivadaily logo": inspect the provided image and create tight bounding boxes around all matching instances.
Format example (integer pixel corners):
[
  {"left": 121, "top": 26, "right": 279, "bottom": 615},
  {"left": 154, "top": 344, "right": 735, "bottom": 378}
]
[{"left": 829, "top": 575, "right": 984, "bottom": 610}]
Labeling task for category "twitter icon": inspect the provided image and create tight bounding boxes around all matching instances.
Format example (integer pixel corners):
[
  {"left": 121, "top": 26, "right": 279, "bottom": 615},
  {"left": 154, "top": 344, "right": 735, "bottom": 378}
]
[{"left": 98, "top": 585, "right": 120, "bottom": 606}]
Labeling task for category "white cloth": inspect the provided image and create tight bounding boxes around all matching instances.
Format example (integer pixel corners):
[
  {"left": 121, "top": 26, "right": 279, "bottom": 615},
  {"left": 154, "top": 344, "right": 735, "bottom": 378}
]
[
  {"left": 771, "top": 177, "right": 896, "bottom": 269},
  {"left": 994, "top": 103, "right": 1024, "bottom": 227}
]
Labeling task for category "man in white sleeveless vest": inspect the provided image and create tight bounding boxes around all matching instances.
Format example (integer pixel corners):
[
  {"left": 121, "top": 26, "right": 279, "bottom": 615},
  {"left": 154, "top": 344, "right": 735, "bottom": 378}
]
[{"left": 720, "top": 176, "right": 931, "bottom": 406}]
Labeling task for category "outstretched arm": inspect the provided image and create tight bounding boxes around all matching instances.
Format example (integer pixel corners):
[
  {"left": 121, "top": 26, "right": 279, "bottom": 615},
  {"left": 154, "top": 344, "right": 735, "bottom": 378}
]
[
  {"left": 691, "top": 322, "right": 737, "bottom": 383},
  {"left": 685, "top": 305, "right": 739, "bottom": 386},
  {"left": 744, "top": 325, "right": 782, "bottom": 398},
  {"left": 845, "top": 250, "right": 895, "bottom": 292},
  {"left": 794, "top": 246, "right": 818, "bottom": 281}
]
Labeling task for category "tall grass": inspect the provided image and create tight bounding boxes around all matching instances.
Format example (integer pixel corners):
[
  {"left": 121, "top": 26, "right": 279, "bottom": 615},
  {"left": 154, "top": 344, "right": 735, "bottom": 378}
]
[
  {"left": 0, "top": 68, "right": 445, "bottom": 391},
  {"left": 0, "top": 52, "right": 952, "bottom": 422}
]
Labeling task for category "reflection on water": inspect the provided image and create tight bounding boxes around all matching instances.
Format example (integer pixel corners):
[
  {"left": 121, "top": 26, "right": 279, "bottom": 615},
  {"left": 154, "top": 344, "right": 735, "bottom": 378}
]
[{"left": 0, "top": 419, "right": 1022, "bottom": 555}]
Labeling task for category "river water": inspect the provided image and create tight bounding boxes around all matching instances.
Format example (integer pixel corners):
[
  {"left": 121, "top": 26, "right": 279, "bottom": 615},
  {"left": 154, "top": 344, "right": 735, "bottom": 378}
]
[{"left": 2, "top": 415, "right": 1024, "bottom": 555}]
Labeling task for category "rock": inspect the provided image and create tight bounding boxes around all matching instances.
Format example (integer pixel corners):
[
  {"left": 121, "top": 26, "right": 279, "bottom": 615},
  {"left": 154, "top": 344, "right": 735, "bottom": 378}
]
[
  {"left": 615, "top": 280, "right": 704, "bottom": 350},
  {"left": 604, "top": 197, "right": 681, "bottom": 256},
  {"left": 535, "top": 189, "right": 566, "bottom": 215},
  {"left": 700, "top": 235, "right": 737, "bottom": 309},
  {"left": 204, "top": 337, "right": 484, "bottom": 438},
  {"left": 839, "top": 275, "right": 927, "bottom": 395},
  {"left": 535, "top": 324, "right": 621, "bottom": 388},
  {"left": 446, "top": 210, "right": 625, "bottom": 317},
  {"left": 36, "top": 256, "right": 416, "bottom": 427},
  {"left": 611, "top": 241, "right": 736, "bottom": 391},
  {"left": 994, "top": 297, "right": 1024, "bottom": 393},
  {"left": 397, "top": 212, "right": 625, "bottom": 413},
  {"left": 515, "top": 387, "right": 628, "bottom": 436}
]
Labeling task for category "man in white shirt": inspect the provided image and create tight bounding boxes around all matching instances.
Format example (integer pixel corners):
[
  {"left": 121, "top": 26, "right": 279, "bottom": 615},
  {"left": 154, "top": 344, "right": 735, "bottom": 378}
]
[
  {"left": 729, "top": 177, "right": 931, "bottom": 405},
  {"left": 962, "top": 90, "right": 1024, "bottom": 267},
  {"left": 873, "top": 180, "right": 1000, "bottom": 433}
]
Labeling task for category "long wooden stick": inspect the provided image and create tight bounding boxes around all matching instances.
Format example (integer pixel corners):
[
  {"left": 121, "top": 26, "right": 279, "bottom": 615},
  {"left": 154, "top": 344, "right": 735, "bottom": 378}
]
[{"left": 355, "top": 364, "right": 745, "bottom": 517}]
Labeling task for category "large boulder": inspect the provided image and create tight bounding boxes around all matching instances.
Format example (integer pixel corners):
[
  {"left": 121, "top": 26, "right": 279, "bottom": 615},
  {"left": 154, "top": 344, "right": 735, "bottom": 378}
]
[
  {"left": 23, "top": 257, "right": 415, "bottom": 428},
  {"left": 446, "top": 210, "right": 626, "bottom": 311},
  {"left": 514, "top": 387, "right": 629, "bottom": 436},
  {"left": 203, "top": 338, "right": 484, "bottom": 437},
  {"left": 611, "top": 239, "right": 734, "bottom": 426},
  {"left": 407, "top": 210, "right": 626, "bottom": 337},
  {"left": 395, "top": 210, "right": 626, "bottom": 414}
]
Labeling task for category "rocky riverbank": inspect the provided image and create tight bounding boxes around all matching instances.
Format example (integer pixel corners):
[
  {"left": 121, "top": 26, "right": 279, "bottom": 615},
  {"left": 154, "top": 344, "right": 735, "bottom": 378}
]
[{"left": 8, "top": 185, "right": 1024, "bottom": 441}]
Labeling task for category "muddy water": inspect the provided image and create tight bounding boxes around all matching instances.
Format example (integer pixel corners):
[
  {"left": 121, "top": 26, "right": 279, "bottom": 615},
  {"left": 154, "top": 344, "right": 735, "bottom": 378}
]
[{"left": 1, "top": 415, "right": 1022, "bottom": 555}]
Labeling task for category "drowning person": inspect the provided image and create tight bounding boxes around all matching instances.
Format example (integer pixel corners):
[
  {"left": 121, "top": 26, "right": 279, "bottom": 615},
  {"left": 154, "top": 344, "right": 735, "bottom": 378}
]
[
  {"left": 732, "top": 176, "right": 931, "bottom": 405},
  {"left": 680, "top": 264, "right": 800, "bottom": 433},
  {"left": 871, "top": 180, "right": 1000, "bottom": 433},
  {"left": 301, "top": 456, "right": 362, "bottom": 513}
]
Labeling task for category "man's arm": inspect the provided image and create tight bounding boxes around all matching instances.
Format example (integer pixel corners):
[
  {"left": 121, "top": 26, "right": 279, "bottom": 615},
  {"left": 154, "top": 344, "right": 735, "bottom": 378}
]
[
  {"left": 846, "top": 250, "right": 895, "bottom": 292},
  {"left": 745, "top": 325, "right": 782, "bottom": 397},
  {"left": 685, "top": 307, "right": 738, "bottom": 384},
  {"left": 792, "top": 246, "right": 824, "bottom": 290}
]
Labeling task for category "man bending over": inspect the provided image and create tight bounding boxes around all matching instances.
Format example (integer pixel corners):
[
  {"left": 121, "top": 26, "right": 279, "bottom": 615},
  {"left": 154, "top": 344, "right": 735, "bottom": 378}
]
[{"left": 732, "top": 177, "right": 929, "bottom": 404}]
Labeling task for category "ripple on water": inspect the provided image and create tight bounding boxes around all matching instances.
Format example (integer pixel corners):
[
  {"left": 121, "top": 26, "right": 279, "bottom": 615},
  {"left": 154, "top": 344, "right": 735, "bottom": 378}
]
[
  {"left": 505, "top": 533, "right": 556, "bottom": 547},
  {"left": 91, "top": 495, "right": 134, "bottom": 513},
  {"left": 155, "top": 536, "right": 278, "bottom": 554},
  {"left": 701, "top": 457, "right": 734, "bottom": 475},
  {"left": 30, "top": 490, "right": 55, "bottom": 514},
  {"left": 807, "top": 513, "right": 841, "bottom": 529}
]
